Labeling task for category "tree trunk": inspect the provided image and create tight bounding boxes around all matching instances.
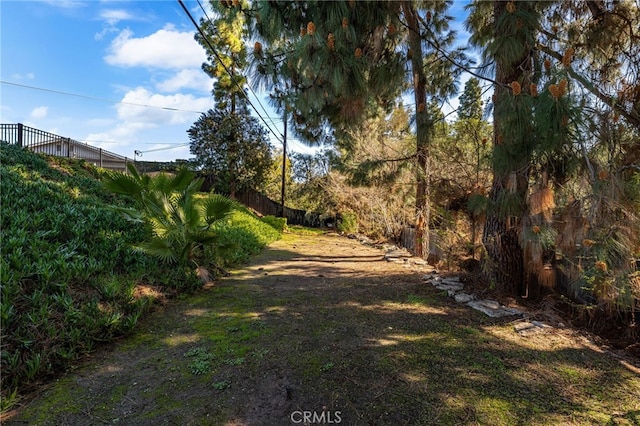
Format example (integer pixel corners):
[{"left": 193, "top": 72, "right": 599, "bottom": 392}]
[
  {"left": 403, "top": 1, "right": 430, "bottom": 259},
  {"left": 230, "top": 90, "right": 236, "bottom": 199},
  {"left": 482, "top": 0, "right": 536, "bottom": 297},
  {"left": 483, "top": 188, "right": 525, "bottom": 296}
]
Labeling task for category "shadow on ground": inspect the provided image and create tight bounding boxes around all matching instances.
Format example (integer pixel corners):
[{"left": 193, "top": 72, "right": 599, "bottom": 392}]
[{"left": 5, "top": 233, "right": 640, "bottom": 426}]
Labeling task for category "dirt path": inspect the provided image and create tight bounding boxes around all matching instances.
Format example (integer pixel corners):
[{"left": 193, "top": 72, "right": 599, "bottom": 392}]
[{"left": 5, "top": 232, "right": 640, "bottom": 425}]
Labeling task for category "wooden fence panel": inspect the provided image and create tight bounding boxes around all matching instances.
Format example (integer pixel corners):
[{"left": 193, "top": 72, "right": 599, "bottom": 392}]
[{"left": 234, "top": 188, "right": 322, "bottom": 228}]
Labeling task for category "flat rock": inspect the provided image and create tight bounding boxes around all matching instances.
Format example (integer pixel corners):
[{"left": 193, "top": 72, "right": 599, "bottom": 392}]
[
  {"left": 433, "top": 282, "right": 465, "bottom": 292},
  {"left": 384, "top": 249, "right": 412, "bottom": 259},
  {"left": 514, "top": 321, "right": 552, "bottom": 336},
  {"left": 467, "top": 300, "right": 523, "bottom": 318},
  {"left": 454, "top": 293, "right": 475, "bottom": 303}
]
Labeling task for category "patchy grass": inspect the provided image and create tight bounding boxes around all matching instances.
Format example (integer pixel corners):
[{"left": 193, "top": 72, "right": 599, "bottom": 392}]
[{"left": 5, "top": 233, "right": 640, "bottom": 425}]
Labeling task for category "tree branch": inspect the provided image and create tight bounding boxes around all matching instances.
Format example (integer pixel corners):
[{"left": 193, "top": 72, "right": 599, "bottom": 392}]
[{"left": 537, "top": 44, "right": 640, "bottom": 129}]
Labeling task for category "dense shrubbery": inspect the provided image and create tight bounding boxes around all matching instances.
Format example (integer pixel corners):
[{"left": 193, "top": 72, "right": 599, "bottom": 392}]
[
  {"left": 337, "top": 211, "right": 359, "bottom": 234},
  {"left": 261, "top": 215, "right": 288, "bottom": 233},
  {"left": 0, "top": 144, "right": 281, "bottom": 410},
  {"left": 211, "top": 209, "right": 282, "bottom": 266}
]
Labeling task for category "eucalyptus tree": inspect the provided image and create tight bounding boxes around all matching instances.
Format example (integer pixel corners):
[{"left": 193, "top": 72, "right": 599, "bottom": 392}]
[{"left": 248, "top": 0, "right": 466, "bottom": 257}]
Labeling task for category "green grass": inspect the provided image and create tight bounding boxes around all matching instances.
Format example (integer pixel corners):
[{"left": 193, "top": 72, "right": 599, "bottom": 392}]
[{"left": 0, "top": 144, "right": 282, "bottom": 412}]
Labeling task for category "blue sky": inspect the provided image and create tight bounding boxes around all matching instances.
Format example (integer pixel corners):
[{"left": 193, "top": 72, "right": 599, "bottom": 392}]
[{"left": 1, "top": 0, "right": 474, "bottom": 163}]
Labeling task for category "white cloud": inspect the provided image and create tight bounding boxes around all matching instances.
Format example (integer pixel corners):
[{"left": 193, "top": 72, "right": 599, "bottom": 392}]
[
  {"left": 43, "top": 0, "right": 86, "bottom": 9},
  {"left": 84, "top": 88, "right": 212, "bottom": 150},
  {"left": 84, "top": 128, "right": 136, "bottom": 150},
  {"left": 30, "top": 106, "right": 48, "bottom": 119},
  {"left": 105, "top": 25, "right": 207, "bottom": 69},
  {"left": 100, "top": 9, "right": 133, "bottom": 25},
  {"left": 156, "top": 69, "right": 212, "bottom": 93},
  {"left": 11, "top": 73, "right": 35, "bottom": 80},
  {"left": 117, "top": 87, "right": 211, "bottom": 125},
  {"left": 95, "top": 8, "right": 135, "bottom": 39}
]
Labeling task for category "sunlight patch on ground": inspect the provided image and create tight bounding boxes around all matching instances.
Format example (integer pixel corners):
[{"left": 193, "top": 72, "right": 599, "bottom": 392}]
[
  {"left": 162, "top": 333, "right": 202, "bottom": 347},
  {"left": 183, "top": 308, "right": 209, "bottom": 317},
  {"left": 474, "top": 397, "right": 513, "bottom": 425},
  {"left": 97, "top": 364, "right": 123, "bottom": 375},
  {"left": 480, "top": 324, "right": 592, "bottom": 352},
  {"left": 133, "top": 284, "right": 165, "bottom": 301},
  {"left": 216, "top": 311, "right": 263, "bottom": 320},
  {"left": 366, "top": 333, "right": 429, "bottom": 347},
  {"left": 340, "top": 300, "right": 448, "bottom": 316},
  {"left": 399, "top": 372, "right": 427, "bottom": 383},
  {"left": 264, "top": 306, "right": 287, "bottom": 314}
]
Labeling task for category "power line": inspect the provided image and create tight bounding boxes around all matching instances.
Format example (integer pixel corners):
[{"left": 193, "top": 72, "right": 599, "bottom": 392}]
[
  {"left": 195, "top": 0, "right": 285, "bottom": 140},
  {"left": 0, "top": 80, "right": 208, "bottom": 114},
  {"left": 177, "top": 0, "right": 284, "bottom": 145},
  {"left": 135, "top": 143, "right": 190, "bottom": 156}
]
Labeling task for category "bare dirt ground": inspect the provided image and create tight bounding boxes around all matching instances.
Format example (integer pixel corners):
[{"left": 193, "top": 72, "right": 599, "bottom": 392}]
[{"left": 4, "top": 232, "right": 640, "bottom": 425}]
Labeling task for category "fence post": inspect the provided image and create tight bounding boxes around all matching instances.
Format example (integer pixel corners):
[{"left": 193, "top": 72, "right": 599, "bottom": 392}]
[{"left": 17, "top": 123, "right": 23, "bottom": 147}]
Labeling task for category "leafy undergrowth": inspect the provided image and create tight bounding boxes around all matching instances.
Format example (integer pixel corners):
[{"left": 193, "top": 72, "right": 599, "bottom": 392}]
[
  {"left": 6, "top": 233, "right": 639, "bottom": 425},
  {"left": 0, "top": 144, "right": 281, "bottom": 412}
]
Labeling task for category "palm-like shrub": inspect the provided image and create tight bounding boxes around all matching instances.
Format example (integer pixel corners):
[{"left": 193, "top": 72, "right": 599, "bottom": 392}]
[{"left": 104, "top": 164, "right": 237, "bottom": 274}]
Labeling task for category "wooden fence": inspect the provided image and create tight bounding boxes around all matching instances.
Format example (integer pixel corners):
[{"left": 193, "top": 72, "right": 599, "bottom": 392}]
[
  {"left": 234, "top": 188, "right": 324, "bottom": 228},
  {"left": 0, "top": 123, "right": 131, "bottom": 170},
  {"left": 400, "top": 227, "right": 443, "bottom": 260}
]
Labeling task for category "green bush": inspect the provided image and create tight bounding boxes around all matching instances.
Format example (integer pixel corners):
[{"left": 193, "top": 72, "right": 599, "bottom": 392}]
[
  {"left": 337, "top": 211, "right": 359, "bottom": 233},
  {"left": 103, "top": 165, "right": 237, "bottom": 271},
  {"left": 210, "top": 210, "right": 281, "bottom": 267},
  {"left": 261, "top": 215, "right": 288, "bottom": 232}
]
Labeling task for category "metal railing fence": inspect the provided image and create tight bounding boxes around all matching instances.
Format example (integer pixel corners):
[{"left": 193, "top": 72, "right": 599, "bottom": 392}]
[{"left": 1, "top": 123, "right": 131, "bottom": 170}]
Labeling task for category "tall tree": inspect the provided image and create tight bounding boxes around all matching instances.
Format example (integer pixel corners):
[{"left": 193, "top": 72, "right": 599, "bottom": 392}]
[
  {"left": 188, "top": 107, "right": 273, "bottom": 197},
  {"left": 249, "top": 0, "right": 466, "bottom": 257},
  {"left": 196, "top": 0, "right": 249, "bottom": 112},
  {"left": 458, "top": 77, "right": 484, "bottom": 121},
  {"left": 467, "top": 0, "right": 639, "bottom": 305},
  {"left": 468, "top": 0, "right": 546, "bottom": 297},
  {"left": 193, "top": 1, "right": 274, "bottom": 198}
]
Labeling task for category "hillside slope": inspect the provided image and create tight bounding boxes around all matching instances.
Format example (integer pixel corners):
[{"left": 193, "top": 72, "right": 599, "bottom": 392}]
[{"left": 0, "top": 144, "right": 281, "bottom": 410}]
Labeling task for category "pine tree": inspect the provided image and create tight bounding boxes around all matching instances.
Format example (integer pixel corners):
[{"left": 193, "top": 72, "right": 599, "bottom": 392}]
[
  {"left": 196, "top": 0, "right": 249, "bottom": 112},
  {"left": 192, "top": 1, "right": 274, "bottom": 198},
  {"left": 249, "top": 0, "right": 466, "bottom": 257},
  {"left": 466, "top": 0, "right": 640, "bottom": 312},
  {"left": 458, "top": 77, "right": 483, "bottom": 121},
  {"left": 468, "top": 0, "right": 547, "bottom": 297}
]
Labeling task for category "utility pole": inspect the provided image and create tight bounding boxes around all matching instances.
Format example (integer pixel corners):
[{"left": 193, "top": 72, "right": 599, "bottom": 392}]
[{"left": 280, "top": 105, "right": 287, "bottom": 218}]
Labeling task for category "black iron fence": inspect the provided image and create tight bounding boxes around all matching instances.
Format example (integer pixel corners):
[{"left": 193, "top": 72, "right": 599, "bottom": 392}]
[{"left": 0, "top": 123, "right": 131, "bottom": 170}]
